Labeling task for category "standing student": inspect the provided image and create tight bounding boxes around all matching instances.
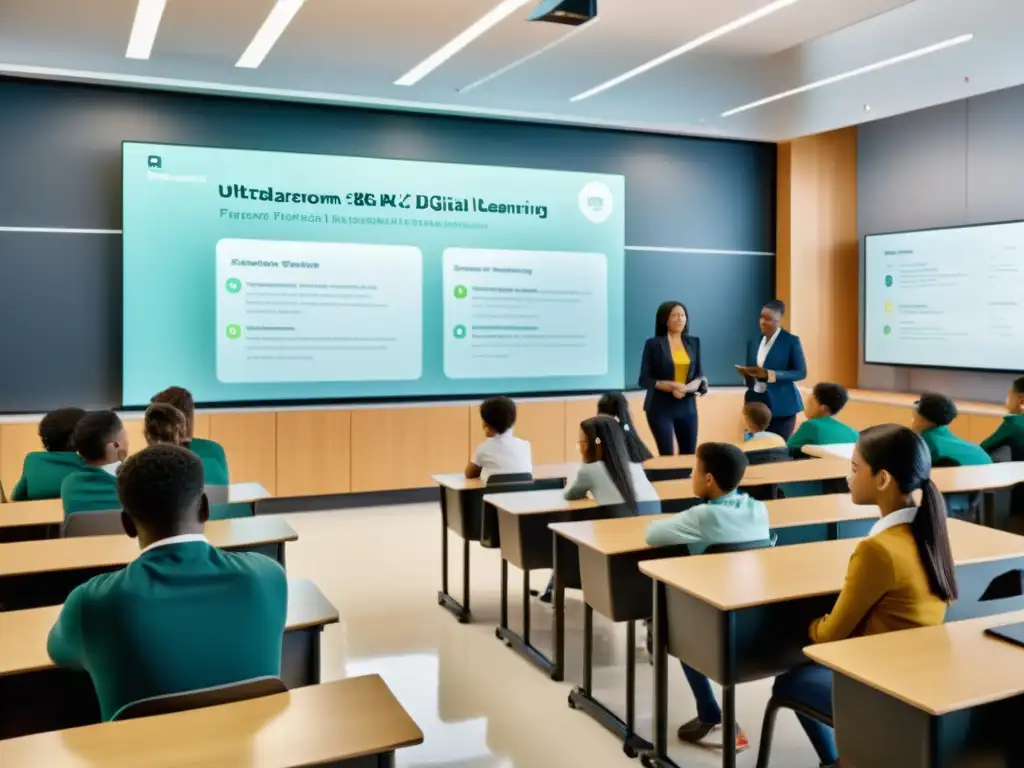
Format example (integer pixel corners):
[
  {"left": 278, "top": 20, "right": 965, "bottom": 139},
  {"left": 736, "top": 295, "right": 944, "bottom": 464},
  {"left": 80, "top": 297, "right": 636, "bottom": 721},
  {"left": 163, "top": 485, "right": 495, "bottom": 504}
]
[
  {"left": 645, "top": 443, "right": 770, "bottom": 753},
  {"left": 740, "top": 299, "right": 807, "bottom": 439},
  {"left": 151, "top": 386, "right": 230, "bottom": 485},
  {"left": 741, "top": 402, "right": 786, "bottom": 450},
  {"left": 465, "top": 396, "right": 532, "bottom": 482},
  {"left": 911, "top": 392, "right": 992, "bottom": 466},
  {"left": 47, "top": 444, "right": 288, "bottom": 721},
  {"left": 60, "top": 411, "right": 129, "bottom": 517},
  {"left": 10, "top": 407, "right": 86, "bottom": 501},
  {"left": 981, "top": 375, "right": 1024, "bottom": 457},
  {"left": 143, "top": 403, "right": 189, "bottom": 447},
  {"left": 597, "top": 391, "right": 654, "bottom": 462},
  {"left": 771, "top": 424, "right": 958, "bottom": 768},
  {"left": 638, "top": 302, "right": 706, "bottom": 456},
  {"left": 786, "top": 382, "right": 860, "bottom": 457},
  {"left": 565, "top": 415, "right": 659, "bottom": 511}
]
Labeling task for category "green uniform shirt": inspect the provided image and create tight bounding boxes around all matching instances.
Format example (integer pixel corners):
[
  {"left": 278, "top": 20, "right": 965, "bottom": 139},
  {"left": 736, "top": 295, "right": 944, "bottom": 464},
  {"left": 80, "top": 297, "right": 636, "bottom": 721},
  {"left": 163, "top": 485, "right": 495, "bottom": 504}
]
[
  {"left": 188, "top": 438, "right": 230, "bottom": 486},
  {"left": 46, "top": 539, "right": 287, "bottom": 721},
  {"left": 786, "top": 415, "right": 860, "bottom": 456},
  {"left": 980, "top": 414, "right": 1024, "bottom": 458},
  {"left": 11, "top": 452, "right": 83, "bottom": 501},
  {"left": 60, "top": 464, "right": 121, "bottom": 518},
  {"left": 920, "top": 425, "right": 993, "bottom": 467}
]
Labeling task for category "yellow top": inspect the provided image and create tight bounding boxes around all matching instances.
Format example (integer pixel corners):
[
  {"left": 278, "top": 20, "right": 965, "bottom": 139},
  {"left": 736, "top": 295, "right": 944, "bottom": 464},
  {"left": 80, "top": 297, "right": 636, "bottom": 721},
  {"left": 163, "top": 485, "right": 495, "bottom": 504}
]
[
  {"left": 671, "top": 346, "right": 690, "bottom": 383},
  {"left": 809, "top": 523, "right": 946, "bottom": 644}
]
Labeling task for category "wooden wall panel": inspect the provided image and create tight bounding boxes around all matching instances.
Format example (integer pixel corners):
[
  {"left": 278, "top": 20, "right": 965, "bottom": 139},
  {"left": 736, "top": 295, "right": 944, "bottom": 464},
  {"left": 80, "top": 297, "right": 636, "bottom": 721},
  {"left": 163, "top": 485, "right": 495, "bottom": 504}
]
[
  {"left": 0, "top": 423, "right": 40, "bottom": 493},
  {"left": 564, "top": 397, "right": 600, "bottom": 461},
  {"left": 350, "top": 405, "right": 470, "bottom": 492},
  {"left": 841, "top": 402, "right": 912, "bottom": 432},
  {"left": 208, "top": 412, "right": 278, "bottom": 494},
  {"left": 192, "top": 414, "right": 211, "bottom": 439},
  {"left": 511, "top": 400, "right": 566, "bottom": 465},
  {"left": 697, "top": 392, "right": 746, "bottom": 444},
  {"left": 122, "top": 416, "right": 147, "bottom": 456},
  {"left": 968, "top": 414, "right": 1003, "bottom": 445},
  {"left": 276, "top": 411, "right": 351, "bottom": 496}
]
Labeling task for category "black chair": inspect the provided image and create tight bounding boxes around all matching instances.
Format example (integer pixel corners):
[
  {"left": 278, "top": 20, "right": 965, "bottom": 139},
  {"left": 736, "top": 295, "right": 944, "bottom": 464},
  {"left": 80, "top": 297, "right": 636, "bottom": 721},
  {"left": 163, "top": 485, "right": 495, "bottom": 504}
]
[
  {"left": 62, "top": 509, "right": 124, "bottom": 538},
  {"left": 704, "top": 538, "right": 775, "bottom": 554},
  {"left": 480, "top": 473, "right": 542, "bottom": 547},
  {"left": 933, "top": 457, "right": 982, "bottom": 522},
  {"left": 743, "top": 447, "right": 792, "bottom": 501},
  {"left": 112, "top": 676, "right": 287, "bottom": 721},
  {"left": 487, "top": 473, "right": 534, "bottom": 485},
  {"left": 755, "top": 693, "right": 833, "bottom": 768}
]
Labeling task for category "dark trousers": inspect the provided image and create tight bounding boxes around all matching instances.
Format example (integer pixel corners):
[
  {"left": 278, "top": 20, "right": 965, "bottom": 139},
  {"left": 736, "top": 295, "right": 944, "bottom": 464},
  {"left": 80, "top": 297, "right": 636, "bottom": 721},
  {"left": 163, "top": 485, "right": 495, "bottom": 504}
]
[
  {"left": 768, "top": 414, "right": 797, "bottom": 440},
  {"left": 646, "top": 403, "right": 699, "bottom": 456}
]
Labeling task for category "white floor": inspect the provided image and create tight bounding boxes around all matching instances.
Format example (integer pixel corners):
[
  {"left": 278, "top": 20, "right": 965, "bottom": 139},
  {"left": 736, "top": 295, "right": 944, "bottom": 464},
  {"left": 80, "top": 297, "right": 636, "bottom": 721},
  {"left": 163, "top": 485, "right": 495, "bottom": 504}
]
[{"left": 282, "top": 503, "right": 824, "bottom": 767}]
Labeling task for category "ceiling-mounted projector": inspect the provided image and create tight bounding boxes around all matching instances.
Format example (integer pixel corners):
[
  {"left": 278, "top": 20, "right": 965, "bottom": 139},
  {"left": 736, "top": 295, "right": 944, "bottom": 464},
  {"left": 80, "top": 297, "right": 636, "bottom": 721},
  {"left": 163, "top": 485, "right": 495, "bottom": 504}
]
[{"left": 528, "top": 0, "right": 596, "bottom": 26}]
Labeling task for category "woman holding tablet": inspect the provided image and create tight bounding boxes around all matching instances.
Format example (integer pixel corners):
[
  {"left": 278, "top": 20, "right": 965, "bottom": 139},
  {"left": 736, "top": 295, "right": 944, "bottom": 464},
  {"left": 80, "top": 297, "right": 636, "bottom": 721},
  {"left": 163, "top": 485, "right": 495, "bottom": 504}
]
[{"left": 737, "top": 299, "right": 806, "bottom": 439}]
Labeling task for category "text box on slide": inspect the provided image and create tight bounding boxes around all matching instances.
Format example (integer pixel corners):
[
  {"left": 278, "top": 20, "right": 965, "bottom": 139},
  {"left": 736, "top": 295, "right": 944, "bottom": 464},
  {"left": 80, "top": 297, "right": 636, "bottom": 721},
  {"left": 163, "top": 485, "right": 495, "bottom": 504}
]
[
  {"left": 442, "top": 247, "right": 608, "bottom": 380},
  {"left": 216, "top": 239, "right": 422, "bottom": 384}
]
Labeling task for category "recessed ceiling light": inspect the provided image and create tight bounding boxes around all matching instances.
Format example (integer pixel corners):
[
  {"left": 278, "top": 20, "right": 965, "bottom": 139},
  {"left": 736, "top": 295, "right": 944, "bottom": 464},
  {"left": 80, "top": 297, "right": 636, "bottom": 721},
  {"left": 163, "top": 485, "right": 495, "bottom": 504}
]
[
  {"left": 570, "top": 0, "right": 802, "bottom": 102},
  {"left": 721, "top": 33, "right": 974, "bottom": 117},
  {"left": 125, "top": 0, "right": 167, "bottom": 60},
  {"left": 395, "top": 0, "right": 534, "bottom": 87},
  {"left": 236, "top": 0, "right": 307, "bottom": 69}
]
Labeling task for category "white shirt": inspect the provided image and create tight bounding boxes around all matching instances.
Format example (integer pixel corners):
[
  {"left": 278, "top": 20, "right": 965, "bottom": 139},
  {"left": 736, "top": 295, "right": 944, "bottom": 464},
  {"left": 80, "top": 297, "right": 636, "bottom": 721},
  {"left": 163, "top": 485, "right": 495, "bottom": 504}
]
[
  {"left": 140, "top": 533, "right": 209, "bottom": 555},
  {"left": 102, "top": 461, "right": 122, "bottom": 476},
  {"left": 868, "top": 506, "right": 918, "bottom": 537},
  {"left": 472, "top": 431, "right": 532, "bottom": 483},
  {"left": 754, "top": 328, "right": 782, "bottom": 394}
]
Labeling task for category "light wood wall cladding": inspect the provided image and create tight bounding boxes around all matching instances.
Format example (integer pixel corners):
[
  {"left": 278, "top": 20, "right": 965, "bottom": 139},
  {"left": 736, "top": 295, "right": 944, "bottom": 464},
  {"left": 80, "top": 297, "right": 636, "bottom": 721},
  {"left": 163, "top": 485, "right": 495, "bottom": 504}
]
[
  {"left": 625, "top": 392, "right": 746, "bottom": 455},
  {"left": 276, "top": 411, "right": 351, "bottom": 496},
  {"left": 209, "top": 412, "right": 278, "bottom": 495},
  {"left": 511, "top": 400, "right": 567, "bottom": 465},
  {"left": 0, "top": 423, "right": 40, "bottom": 494},
  {"left": 777, "top": 127, "right": 859, "bottom": 388},
  {"left": 564, "top": 397, "right": 600, "bottom": 461}
]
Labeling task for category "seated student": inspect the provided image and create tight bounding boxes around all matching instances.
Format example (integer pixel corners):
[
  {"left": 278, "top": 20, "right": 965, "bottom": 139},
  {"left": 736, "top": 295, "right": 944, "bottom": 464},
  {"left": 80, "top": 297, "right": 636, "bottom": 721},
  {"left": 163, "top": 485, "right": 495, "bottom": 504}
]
[
  {"left": 645, "top": 443, "right": 769, "bottom": 752},
  {"left": 786, "top": 382, "right": 859, "bottom": 457},
  {"left": 60, "top": 411, "right": 129, "bottom": 517},
  {"left": 772, "top": 424, "right": 957, "bottom": 768},
  {"left": 151, "top": 386, "right": 230, "bottom": 485},
  {"left": 47, "top": 444, "right": 288, "bottom": 721},
  {"left": 465, "top": 396, "right": 532, "bottom": 482},
  {"left": 912, "top": 392, "right": 992, "bottom": 466},
  {"left": 981, "top": 375, "right": 1024, "bottom": 457},
  {"left": 741, "top": 402, "right": 786, "bottom": 451},
  {"left": 597, "top": 392, "right": 654, "bottom": 463},
  {"left": 566, "top": 415, "right": 660, "bottom": 510},
  {"left": 10, "top": 407, "right": 86, "bottom": 501},
  {"left": 144, "top": 402, "right": 188, "bottom": 447}
]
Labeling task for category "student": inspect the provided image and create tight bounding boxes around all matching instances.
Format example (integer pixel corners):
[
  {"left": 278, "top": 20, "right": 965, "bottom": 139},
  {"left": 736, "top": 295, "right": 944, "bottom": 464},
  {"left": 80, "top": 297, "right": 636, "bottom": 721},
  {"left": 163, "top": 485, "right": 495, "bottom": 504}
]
[
  {"left": 144, "top": 403, "right": 188, "bottom": 447},
  {"left": 911, "top": 392, "right": 992, "bottom": 466},
  {"left": 47, "top": 444, "right": 288, "bottom": 721},
  {"left": 980, "top": 375, "right": 1024, "bottom": 457},
  {"left": 565, "top": 415, "right": 659, "bottom": 511},
  {"left": 60, "top": 411, "right": 129, "bottom": 517},
  {"left": 465, "top": 396, "right": 532, "bottom": 482},
  {"left": 597, "top": 391, "right": 654, "bottom": 462},
  {"left": 771, "top": 424, "right": 958, "bottom": 768},
  {"left": 10, "top": 407, "right": 86, "bottom": 501},
  {"left": 741, "top": 402, "right": 786, "bottom": 450},
  {"left": 151, "top": 386, "right": 230, "bottom": 485},
  {"left": 645, "top": 443, "right": 769, "bottom": 752},
  {"left": 786, "top": 382, "right": 859, "bottom": 457}
]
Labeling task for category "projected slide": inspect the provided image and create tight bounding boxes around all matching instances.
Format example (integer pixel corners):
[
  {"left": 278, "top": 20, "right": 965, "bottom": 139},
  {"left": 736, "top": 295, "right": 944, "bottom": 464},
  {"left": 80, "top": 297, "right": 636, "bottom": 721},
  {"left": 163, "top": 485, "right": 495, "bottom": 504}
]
[
  {"left": 122, "top": 142, "right": 625, "bottom": 406},
  {"left": 864, "top": 221, "right": 1024, "bottom": 371}
]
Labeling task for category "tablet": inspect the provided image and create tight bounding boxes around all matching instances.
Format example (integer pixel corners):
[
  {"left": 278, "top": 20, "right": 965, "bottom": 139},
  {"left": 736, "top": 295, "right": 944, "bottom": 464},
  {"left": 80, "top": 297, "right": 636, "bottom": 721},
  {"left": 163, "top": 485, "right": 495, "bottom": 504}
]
[{"left": 985, "top": 622, "right": 1024, "bottom": 649}]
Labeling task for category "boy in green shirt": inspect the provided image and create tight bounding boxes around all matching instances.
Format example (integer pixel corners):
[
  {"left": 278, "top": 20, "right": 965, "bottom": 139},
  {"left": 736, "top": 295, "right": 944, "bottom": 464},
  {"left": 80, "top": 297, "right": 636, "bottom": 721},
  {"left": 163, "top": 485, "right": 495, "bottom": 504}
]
[
  {"left": 10, "top": 407, "right": 86, "bottom": 501},
  {"left": 151, "top": 386, "right": 230, "bottom": 485},
  {"left": 981, "top": 376, "right": 1024, "bottom": 458},
  {"left": 47, "top": 444, "right": 287, "bottom": 721},
  {"left": 60, "top": 411, "right": 129, "bottom": 518},
  {"left": 912, "top": 392, "right": 992, "bottom": 467},
  {"left": 786, "top": 382, "right": 860, "bottom": 457}
]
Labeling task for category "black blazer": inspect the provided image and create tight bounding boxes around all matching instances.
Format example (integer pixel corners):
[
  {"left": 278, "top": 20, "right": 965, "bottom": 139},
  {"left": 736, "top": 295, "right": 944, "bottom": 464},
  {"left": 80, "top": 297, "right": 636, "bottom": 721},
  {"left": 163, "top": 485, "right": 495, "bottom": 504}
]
[
  {"left": 743, "top": 328, "right": 807, "bottom": 418},
  {"left": 638, "top": 335, "right": 703, "bottom": 412}
]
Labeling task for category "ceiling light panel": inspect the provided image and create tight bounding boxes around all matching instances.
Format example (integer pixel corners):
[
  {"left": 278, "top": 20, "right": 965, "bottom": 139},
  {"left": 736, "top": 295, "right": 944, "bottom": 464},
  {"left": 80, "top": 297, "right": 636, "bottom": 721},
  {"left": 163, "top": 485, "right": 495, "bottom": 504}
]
[
  {"left": 236, "top": 0, "right": 307, "bottom": 69},
  {"left": 125, "top": 0, "right": 167, "bottom": 60}
]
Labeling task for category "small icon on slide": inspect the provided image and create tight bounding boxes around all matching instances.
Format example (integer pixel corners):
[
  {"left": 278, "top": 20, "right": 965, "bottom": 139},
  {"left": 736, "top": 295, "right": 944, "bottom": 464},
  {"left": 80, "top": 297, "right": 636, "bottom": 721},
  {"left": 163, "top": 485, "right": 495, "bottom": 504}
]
[
  {"left": 884, "top": 301, "right": 894, "bottom": 313},
  {"left": 225, "top": 324, "right": 242, "bottom": 340},
  {"left": 452, "top": 324, "right": 467, "bottom": 339},
  {"left": 225, "top": 277, "right": 242, "bottom": 294},
  {"left": 147, "top": 155, "right": 162, "bottom": 169},
  {"left": 885, "top": 275, "right": 893, "bottom": 287},
  {"left": 883, "top": 325, "right": 892, "bottom": 336},
  {"left": 453, "top": 284, "right": 468, "bottom": 299}
]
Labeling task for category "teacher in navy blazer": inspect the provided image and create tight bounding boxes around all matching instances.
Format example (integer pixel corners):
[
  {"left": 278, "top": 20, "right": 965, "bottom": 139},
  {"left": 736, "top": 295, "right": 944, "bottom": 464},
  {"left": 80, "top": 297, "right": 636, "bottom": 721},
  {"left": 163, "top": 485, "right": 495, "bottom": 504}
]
[
  {"left": 740, "top": 299, "right": 807, "bottom": 439},
  {"left": 638, "top": 301, "right": 706, "bottom": 456}
]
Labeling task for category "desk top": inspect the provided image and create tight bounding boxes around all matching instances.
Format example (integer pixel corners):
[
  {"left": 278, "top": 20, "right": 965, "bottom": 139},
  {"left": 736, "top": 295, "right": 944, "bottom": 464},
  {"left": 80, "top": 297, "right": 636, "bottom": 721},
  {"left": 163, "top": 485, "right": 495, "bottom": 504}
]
[
  {"left": 806, "top": 610, "right": 1024, "bottom": 716},
  {"left": 0, "top": 482, "right": 272, "bottom": 531},
  {"left": 0, "top": 517, "right": 298, "bottom": 578},
  {"left": 643, "top": 454, "right": 699, "bottom": 471},
  {"left": 432, "top": 462, "right": 579, "bottom": 491},
  {"left": 740, "top": 458, "right": 850, "bottom": 485},
  {"left": 802, "top": 444, "right": 855, "bottom": 460},
  {"left": 640, "top": 519, "right": 1024, "bottom": 610},
  {"left": 0, "top": 577, "right": 338, "bottom": 678},
  {"left": 550, "top": 494, "right": 877, "bottom": 554},
  {"left": 484, "top": 488, "right": 599, "bottom": 515},
  {"left": 0, "top": 673, "right": 422, "bottom": 767},
  {"left": 932, "top": 462, "right": 1024, "bottom": 493}
]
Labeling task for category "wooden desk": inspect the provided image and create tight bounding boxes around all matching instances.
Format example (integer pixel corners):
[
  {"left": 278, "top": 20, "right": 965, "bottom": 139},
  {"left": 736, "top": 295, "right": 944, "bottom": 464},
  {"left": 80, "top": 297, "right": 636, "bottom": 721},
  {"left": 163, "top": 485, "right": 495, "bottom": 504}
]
[
  {"left": 0, "top": 517, "right": 298, "bottom": 611},
  {"left": 0, "top": 673, "right": 421, "bottom": 768},
  {"left": 0, "top": 578, "right": 339, "bottom": 740},
  {"left": 638, "top": 519, "right": 1024, "bottom": 768},
  {"left": 802, "top": 443, "right": 855, "bottom": 460},
  {"left": 806, "top": 610, "right": 1024, "bottom": 768}
]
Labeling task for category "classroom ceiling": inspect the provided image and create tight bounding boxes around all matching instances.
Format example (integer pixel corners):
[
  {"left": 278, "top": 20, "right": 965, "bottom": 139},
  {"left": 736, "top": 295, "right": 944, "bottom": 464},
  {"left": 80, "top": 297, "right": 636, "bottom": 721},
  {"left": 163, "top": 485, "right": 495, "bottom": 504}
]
[{"left": 0, "top": 0, "right": 1021, "bottom": 142}]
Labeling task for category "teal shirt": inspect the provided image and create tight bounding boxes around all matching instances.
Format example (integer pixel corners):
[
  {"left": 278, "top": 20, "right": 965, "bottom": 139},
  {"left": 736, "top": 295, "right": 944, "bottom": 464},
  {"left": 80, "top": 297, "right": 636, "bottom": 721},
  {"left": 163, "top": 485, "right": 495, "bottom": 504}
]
[
  {"left": 60, "top": 464, "right": 121, "bottom": 518},
  {"left": 786, "top": 415, "right": 859, "bottom": 456},
  {"left": 981, "top": 414, "right": 1024, "bottom": 458},
  {"left": 644, "top": 490, "right": 770, "bottom": 553},
  {"left": 188, "top": 438, "right": 230, "bottom": 486},
  {"left": 920, "top": 425, "right": 993, "bottom": 467},
  {"left": 11, "top": 452, "right": 83, "bottom": 501},
  {"left": 46, "top": 540, "right": 287, "bottom": 721}
]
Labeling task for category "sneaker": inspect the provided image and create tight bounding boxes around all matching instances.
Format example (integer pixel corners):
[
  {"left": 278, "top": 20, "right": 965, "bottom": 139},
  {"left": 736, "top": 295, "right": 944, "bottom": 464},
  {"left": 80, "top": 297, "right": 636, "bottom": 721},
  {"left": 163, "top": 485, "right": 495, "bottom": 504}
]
[
  {"left": 676, "top": 718, "right": 749, "bottom": 752},
  {"left": 538, "top": 588, "right": 553, "bottom": 604}
]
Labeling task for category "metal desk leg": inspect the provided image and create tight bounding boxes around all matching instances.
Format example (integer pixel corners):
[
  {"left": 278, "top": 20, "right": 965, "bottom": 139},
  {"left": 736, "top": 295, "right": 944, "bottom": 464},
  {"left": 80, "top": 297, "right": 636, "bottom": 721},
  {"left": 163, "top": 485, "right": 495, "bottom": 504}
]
[
  {"left": 552, "top": 533, "right": 568, "bottom": 681},
  {"left": 722, "top": 685, "right": 737, "bottom": 768},
  {"left": 437, "top": 492, "right": 472, "bottom": 623},
  {"left": 641, "top": 580, "right": 680, "bottom": 768},
  {"left": 496, "top": 563, "right": 557, "bottom": 676}
]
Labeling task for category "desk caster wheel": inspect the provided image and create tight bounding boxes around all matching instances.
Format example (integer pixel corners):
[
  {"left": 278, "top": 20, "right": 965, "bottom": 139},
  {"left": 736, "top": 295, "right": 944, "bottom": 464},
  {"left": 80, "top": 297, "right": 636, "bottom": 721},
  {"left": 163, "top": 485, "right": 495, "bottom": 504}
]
[
  {"left": 457, "top": 614, "right": 469, "bottom": 624},
  {"left": 494, "top": 628, "right": 502, "bottom": 639},
  {"left": 639, "top": 755, "right": 654, "bottom": 768},
  {"left": 567, "top": 693, "right": 576, "bottom": 709},
  {"left": 623, "top": 743, "right": 637, "bottom": 759},
  {"left": 437, "top": 594, "right": 445, "bottom": 606}
]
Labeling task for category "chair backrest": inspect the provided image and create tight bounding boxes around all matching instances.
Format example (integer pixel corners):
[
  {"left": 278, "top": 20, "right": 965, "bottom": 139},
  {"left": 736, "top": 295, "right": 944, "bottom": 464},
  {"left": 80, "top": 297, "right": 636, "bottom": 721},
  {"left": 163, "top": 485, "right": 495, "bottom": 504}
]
[
  {"left": 112, "top": 676, "right": 287, "bottom": 721},
  {"left": 204, "top": 485, "right": 230, "bottom": 505},
  {"left": 704, "top": 538, "right": 775, "bottom": 554},
  {"left": 62, "top": 509, "right": 124, "bottom": 538},
  {"left": 744, "top": 447, "right": 792, "bottom": 466},
  {"left": 487, "top": 472, "right": 534, "bottom": 485}
]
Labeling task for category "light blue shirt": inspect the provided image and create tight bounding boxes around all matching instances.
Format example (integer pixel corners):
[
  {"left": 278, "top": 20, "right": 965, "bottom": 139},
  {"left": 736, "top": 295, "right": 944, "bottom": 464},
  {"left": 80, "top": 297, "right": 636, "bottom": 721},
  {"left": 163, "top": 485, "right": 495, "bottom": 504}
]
[
  {"left": 644, "top": 489, "right": 770, "bottom": 552},
  {"left": 564, "top": 461, "right": 660, "bottom": 511}
]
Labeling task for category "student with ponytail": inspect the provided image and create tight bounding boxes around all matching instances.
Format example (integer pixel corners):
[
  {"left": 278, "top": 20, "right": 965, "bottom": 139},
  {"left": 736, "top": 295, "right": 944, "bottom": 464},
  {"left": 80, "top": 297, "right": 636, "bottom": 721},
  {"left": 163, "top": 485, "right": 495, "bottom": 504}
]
[
  {"left": 564, "top": 415, "right": 659, "bottom": 513},
  {"left": 597, "top": 392, "right": 654, "bottom": 463},
  {"left": 770, "top": 424, "right": 958, "bottom": 768}
]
